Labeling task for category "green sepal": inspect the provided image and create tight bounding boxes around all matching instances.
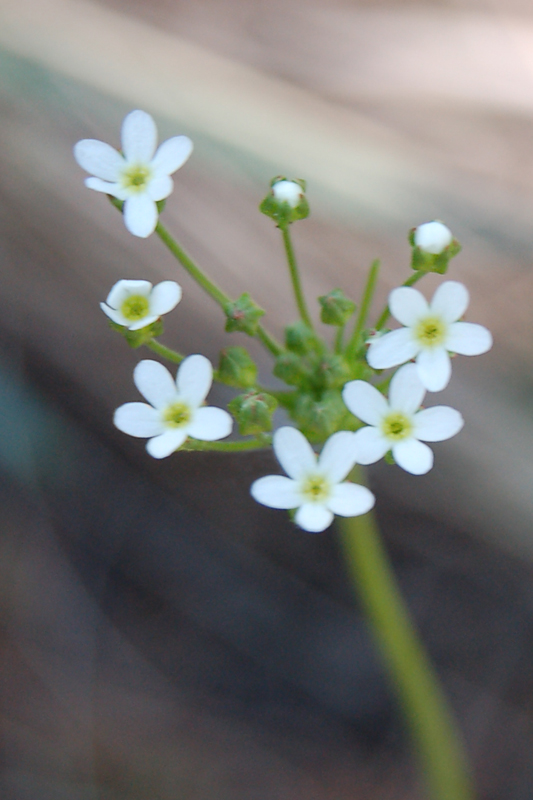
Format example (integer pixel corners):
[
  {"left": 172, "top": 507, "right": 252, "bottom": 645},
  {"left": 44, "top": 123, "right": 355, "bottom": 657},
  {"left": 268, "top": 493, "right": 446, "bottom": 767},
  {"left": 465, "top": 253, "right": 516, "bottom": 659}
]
[
  {"left": 224, "top": 293, "right": 265, "bottom": 336},
  {"left": 310, "top": 353, "right": 351, "bottom": 392},
  {"left": 273, "top": 352, "right": 312, "bottom": 387},
  {"left": 319, "top": 288, "right": 356, "bottom": 326},
  {"left": 384, "top": 451, "right": 396, "bottom": 465},
  {"left": 259, "top": 176, "right": 309, "bottom": 226},
  {"left": 107, "top": 318, "right": 164, "bottom": 348},
  {"left": 408, "top": 228, "right": 462, "bottom": 275},
  {"left": 284, "top": 321, "right": 319, "bottom": 355},
  {"left": 217, "top": 346, "right": 258, "bottom": 388},
  {"left": 228, "top": 390, "right": 278, "bottom": 436},
  {"left": 292, "top": 390, "right": 358, "bottom": 441}
]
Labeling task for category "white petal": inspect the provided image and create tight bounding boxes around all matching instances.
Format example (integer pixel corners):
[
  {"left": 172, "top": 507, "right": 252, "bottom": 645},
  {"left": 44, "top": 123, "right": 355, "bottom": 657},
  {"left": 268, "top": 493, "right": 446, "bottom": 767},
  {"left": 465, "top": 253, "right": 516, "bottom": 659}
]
[
  {"left": 414, "top": 221, "right": 452, "bottom": 254},
  {"left": 327, "top": 483, "right": 375, "bottom": 517},
  {"left": 123, "top": 194, "right": 158, "bottom": 238},
  {"left": 74, "top": 139, "right": 123, "bottom": 180},
  {"left": 413, "top": 406, "right": 464, "bottom": 442},
  {"left": 133, "top": 360, "right": 177, "bottom": 409},
  {"left": 273, "top": 427, "right": 316, "bottom": 480},
  {"left": 389, "top": 286, "right": 429, "bottom": 327},
  {"left": 250, "top": 475, "right": 301, "bottom": 509},
  {"left": 342, "top": 380, "right": 388, "bottom": 426},
  {"left": 367, "top": 328, "right": 419, "bottom": 370},
  {"left": 388, "top": 363, "right": 425, "bottom": 414},
  {"left": 176, "top": 354, "right": 212, "bottom": 407},
  {"left": 318, "top": 431, "right": 358, "bottom": 483},
  {"left": 146, "top": 174, "right": 173, "bottom": 201},
  {"left": 113, "top": 402, "right": 163, "bottom": 437},
  {"left": 393, "top": 439, "right": 433, "bottom": 474},
  {"left": 416, "top": 348, "right": 451, "bottom": 392},
  {"left": 446, "top": 322, "right": 492, "bottom": 356},
  {"left": 106, "top": 279, "right": 152, "bottom": 308},
  {"left": 352, "top": 427, "right": 390, "bottom": 464},
  {"left": 121, "top": 110, "right": 157, "bottom": 163},
  {"left": 151, "top": 135, "right": 193, "bottom": 174},
  {"left": 187, "top": 406, "right": 232, "bottom": 441},
  {"left": 431, "top": 281, "right": 469, "bottom": 323},
  {"left": 100, "top": 303, "right": 128, "bottom": 326},
  {"left": 295, "top": 503, "right": 334, "bottom": 533},
  {"left": 85, "top": 177, "right": 120, "bottom": 195},
  {"left": 149, "top": 281, "right": 182, "bottom": 316},
  {"left": 146, "top": 429, "right": 187, "bottom": 459},
  {"left": 128, "top": 315, "right": 159, "bottom": 331}
]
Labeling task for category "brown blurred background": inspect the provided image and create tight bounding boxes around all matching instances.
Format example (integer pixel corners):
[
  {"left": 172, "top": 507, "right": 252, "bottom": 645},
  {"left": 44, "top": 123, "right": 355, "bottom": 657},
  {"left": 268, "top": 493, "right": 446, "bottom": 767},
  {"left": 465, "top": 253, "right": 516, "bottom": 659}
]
[{"left": 1, "top": 0, "right": 533, "bottom": 798}]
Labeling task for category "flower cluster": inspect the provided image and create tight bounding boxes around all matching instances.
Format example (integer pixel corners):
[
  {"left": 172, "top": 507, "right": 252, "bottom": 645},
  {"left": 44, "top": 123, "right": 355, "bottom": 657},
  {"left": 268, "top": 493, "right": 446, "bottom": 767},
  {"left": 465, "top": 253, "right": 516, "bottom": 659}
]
[{"left": 75, "top": 110, "right": 493, "bottom": 534}]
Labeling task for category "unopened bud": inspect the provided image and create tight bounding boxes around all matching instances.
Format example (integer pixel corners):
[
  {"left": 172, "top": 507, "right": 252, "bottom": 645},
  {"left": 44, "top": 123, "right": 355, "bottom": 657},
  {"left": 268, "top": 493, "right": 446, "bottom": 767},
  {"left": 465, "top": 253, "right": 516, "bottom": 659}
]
[
  {"left": 319, "top": 288, "right": 356, "bottom": 326},
  {"left": 218, "top": 346, "right": 257, "bottom": 388},
  {"left": 224, "top": 293, "right": 265, "bottom": 336},
  {"left": 260, "top": 176, "right": 309, "bottom": 225},
  {"left": 409, "top": 220, "right": 461, "bottom": 274},
  {"left": 228, "top": 390, "right": 278, "bottom": 436}
]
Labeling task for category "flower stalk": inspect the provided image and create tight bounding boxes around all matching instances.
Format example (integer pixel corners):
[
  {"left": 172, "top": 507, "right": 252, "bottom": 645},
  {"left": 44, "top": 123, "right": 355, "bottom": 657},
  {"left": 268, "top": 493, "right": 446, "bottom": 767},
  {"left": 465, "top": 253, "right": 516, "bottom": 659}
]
[
  {"left": 338, "top": 492, "right": 475, "bottom": 800},
  {"left": 280, "top": 224, "right": 315, "bottom": 332}
]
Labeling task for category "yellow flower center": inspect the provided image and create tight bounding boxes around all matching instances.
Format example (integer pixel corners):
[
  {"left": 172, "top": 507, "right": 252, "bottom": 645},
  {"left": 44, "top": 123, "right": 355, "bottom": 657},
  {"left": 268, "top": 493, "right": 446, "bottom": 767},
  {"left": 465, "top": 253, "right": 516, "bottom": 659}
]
[
  {"left": 414, "top": 315, "right": 447, "bottom": 348},
  {"left": 381, "top": 412, "right": 413, "bottom": 441},
  {"left": 162, "top": 402, "right": 192, "bottom": 428},
  {"left": 121, "top": 164, "right": 152, "bottom": 193},
  {"left": 121, "top": 294, "right": 150, "bottom": 321},
  {"left": 301, "top": 473, "right": 330, "bottom": 504}
]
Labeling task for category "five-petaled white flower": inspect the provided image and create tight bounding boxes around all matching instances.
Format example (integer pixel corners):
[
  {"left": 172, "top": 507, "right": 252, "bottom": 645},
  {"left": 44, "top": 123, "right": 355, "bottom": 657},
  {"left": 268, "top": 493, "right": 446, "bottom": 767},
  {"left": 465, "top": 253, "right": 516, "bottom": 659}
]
[
  {"left": 74, "top": 109, "right": 193, "bottom": 238},
  {"left": 114, "top": 356, "right": 232, "bottom": 458},
  {"left": 101, "top": 279, "right": 182, "bottom": 330},
  {"left": 250, "top": 427, "right": 375, "bottom": 533},
  {"left": 367, "top": 281, "right": 492, "bottom": 391},
  {"left": 414, "top": 221, "right": 453, "bottom": 254},
  {"left": 343, "top": 363, "right": 463, "bottom": 475}
]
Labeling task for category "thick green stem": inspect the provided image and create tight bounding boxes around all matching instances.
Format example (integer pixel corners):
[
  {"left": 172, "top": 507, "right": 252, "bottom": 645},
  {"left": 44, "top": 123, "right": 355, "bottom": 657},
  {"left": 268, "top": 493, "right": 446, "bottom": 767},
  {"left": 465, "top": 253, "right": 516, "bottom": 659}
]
[
  {"left": 338, "top": 484, "right": 475, "bottom": 800},
  {"left": 179, "top": 436, "right": 271, "bottom": 452},
  {"left": 256, "top": 325, "right": 284, "bottom": 357},
  {"left": 280, "top": 224, "right": 314, "bottom": 331},
  {"left": 346, "top": 259, "right": 380, "bottom": 359},
  {"left": 375, "top": 270, "right": 426, "bottom": 331}
]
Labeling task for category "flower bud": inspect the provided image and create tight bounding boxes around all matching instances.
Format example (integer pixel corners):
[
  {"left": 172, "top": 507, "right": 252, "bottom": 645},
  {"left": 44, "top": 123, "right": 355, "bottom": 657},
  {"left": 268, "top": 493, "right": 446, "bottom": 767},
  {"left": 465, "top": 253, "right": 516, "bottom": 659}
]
[
  {"left": 285, "top": 321, "right": 319, "bottom": 355},
  {"left": 319, "top": 288, "right": 356, "bottom": 326},
  {"left": 218, "top": 346, "right": 258, "bottom": 388},
  {"left": 409, "top": 220, "right": 461, "bottom": 275},
  {"left": 273, "top": 352, "right": 311, "bottom": 387},
  {"left": 224, "top": 293, "right": 265, "bottom": 336},
  {"left": 259, "top": 176, "right": 309, "bottom": 226},
  {"left": 293, "top": 390, "right": 352, "bottom": 440},
  {"left": 228, "top": 391, "right": 278, "bottom": 436}
]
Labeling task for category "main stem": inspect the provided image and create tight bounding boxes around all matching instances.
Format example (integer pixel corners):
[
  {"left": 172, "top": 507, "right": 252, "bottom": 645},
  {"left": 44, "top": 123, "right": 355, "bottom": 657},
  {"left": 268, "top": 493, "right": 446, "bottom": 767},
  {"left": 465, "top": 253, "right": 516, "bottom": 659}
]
[
  {"left": 338, "top": 488, "right": 474, "bottom": 800},
  {"left": 280, "top": 224, "right": 315, "bottom": 331}
]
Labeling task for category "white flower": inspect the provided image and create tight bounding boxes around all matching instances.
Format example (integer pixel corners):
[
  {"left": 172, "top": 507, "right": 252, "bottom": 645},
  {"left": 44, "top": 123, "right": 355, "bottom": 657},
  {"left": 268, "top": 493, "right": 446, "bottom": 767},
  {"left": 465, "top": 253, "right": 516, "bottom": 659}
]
[
  {"left": 414, "top": 221, "right": 453, "bottom": 254},
  {"left": 342, "top": 363, "right": 463, "bottom": 475},
  {"left": 101, "top": 279, "right": 182, "bottom": 330},
  {"left": 250, "top": 427, "right": 375, "bottom": 533},
  {"left": 114, "top": 356, "right": 232, "bottom": 458},
  {"left": 367, "top": 281, "right": 492, "bottom": 391},
  {"left": 74, "top": 110, "right": 193, "bottom": 238},
  {"left": 272, "top": 180, "right": 303, "bottom": 208}
]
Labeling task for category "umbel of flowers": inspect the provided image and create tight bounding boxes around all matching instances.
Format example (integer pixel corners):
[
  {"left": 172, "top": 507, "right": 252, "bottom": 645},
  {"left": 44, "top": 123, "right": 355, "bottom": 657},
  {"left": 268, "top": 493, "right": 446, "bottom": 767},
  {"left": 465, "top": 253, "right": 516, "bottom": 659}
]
[{"left": 74, "top": 110, "right": 492, "bottom": 534}]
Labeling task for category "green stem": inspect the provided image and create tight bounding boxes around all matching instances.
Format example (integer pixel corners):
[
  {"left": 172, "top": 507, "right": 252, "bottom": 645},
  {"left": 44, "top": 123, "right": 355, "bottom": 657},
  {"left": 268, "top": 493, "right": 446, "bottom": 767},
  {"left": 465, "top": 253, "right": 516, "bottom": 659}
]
[
  {"left": 179, "top": 436, "right": 272, "bottom": 452},
  {"left": 338, "top": 487, "right": 474, "bottom": 800},
  {"left": 375, "top": 270, "right": 426, "bottom": 331},
  {"left": 156, "top": 221, "right": 284, "bottom": 358},
  {"left": 346, "top": 259, "right": 380, "bottom": 359},
  {"left": 145, "top": 339, "right": 184, "bottom": 364},
  {"left": 334, "top": 324, "right": 345, "bottom": 354},
  {"left": 280, "top": 224, "right": 314, "bottom": 331}
]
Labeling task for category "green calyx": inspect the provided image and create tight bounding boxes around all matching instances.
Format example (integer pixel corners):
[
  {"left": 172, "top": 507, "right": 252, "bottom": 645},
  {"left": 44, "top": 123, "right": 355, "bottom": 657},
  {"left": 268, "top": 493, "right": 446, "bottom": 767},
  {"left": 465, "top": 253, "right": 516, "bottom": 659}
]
[
  {"left": 108, "top": 318, "right": 163, "bottom": 348},
  {"left": 224, "top": 293, "right": 265, "bottom": 336},
  {"left": 228, "top": 390, "right": 278, "bottom": 436},
  {"left": 217, "top": 346, "right": 258, "bottom": 388},
  {"left": 319, "top": 288, "right": 356, "bottom": 326},
  {"left": 408, "top": 228, "right": 462, "bottom": 275}
]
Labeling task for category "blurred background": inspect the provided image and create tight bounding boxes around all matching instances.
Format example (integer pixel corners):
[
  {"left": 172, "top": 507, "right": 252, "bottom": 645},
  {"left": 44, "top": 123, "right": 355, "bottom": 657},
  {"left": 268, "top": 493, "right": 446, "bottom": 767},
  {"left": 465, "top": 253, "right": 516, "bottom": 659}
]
[{"left": 1, "top": 0, "right": 533, "bottom": 798}]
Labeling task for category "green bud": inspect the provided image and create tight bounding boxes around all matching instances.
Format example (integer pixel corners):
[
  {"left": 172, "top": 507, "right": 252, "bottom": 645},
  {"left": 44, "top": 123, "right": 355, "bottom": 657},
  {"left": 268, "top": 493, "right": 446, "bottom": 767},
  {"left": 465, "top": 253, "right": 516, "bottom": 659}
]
[
  {"left": 310, "top": 353, "right": 351, "bottom": 391},
  {"left": 284, "top": 321, "right": 319, "bottom": 355},
  {"left": 273, "top": 351, "right": 311, "bottom": 387},
  {"left": 108, "top": 318, "right": 163, "bottom": 348},
  {"left": 228, "top": 390, "right": 278, "bottom": 436},
  {"left": 408, "top": 221, "right": 461, "bottom": 275},
  {"left": 292, "top": 390, "right": 350, "bottom": 440},
  {"left": 259, "top": 177, "right": 309, "bottom": 226},
  {"left": 318, "top": 288, "right": 356, "bottom": 326},
  {"left": 224, "top": 293, "right": 265, "bottom": 336},
  {"left": 217, "top": 346, "right": 258, "bottom": 388}
]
